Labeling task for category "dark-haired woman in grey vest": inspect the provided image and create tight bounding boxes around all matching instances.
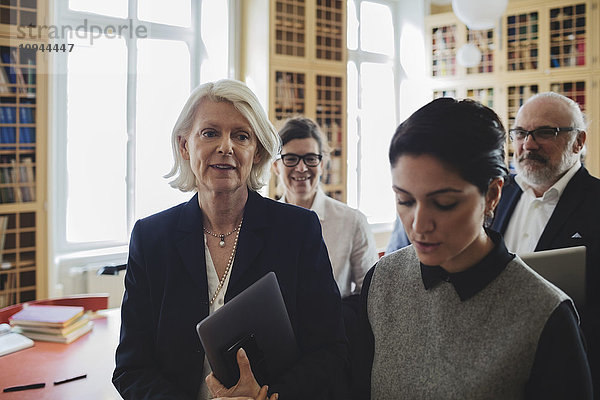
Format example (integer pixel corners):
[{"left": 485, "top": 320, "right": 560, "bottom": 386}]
[{"left": 351, "top": 98, "right": 592, "bottom": 399}]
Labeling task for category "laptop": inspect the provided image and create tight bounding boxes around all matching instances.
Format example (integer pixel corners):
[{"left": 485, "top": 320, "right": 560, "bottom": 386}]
[
  {"left": 519, "top": 246, "right": 586, "bottom": 306},
  {"left": 196, "top": 272, "right": 299, "bottom": 388}
]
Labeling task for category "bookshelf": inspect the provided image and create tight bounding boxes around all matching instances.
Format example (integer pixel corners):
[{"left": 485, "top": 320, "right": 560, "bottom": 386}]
[
  {"left": 425, "top": 0, "right": 600, "bottom": 177},
  {"left": 0, "top": 0, "right": 47, "bottom": 307},
  {"left": 242, "top": 0, "right": 348, "bottom": 202},
  {"left": 0, "top": 0, "right": 47, "bottom": 38}
]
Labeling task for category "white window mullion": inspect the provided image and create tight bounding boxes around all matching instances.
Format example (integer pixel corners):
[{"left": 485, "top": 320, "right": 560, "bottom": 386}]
[
  {"left": 190, "top": 0, "right": 203, "bottom": 87},
  {"left": 227, "top": 0, "right": 240, "bottom": 80},
  {"left": 52, "top": 0, "right": 231, "bottom": 257},
  {"left": 348, "top": 0, "right": 397, "bottom": 225},
  {"left": 125, "top": 35, "right": 138, "bottom": 235}
]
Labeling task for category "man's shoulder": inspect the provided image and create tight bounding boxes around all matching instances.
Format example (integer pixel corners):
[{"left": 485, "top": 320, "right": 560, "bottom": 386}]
[
  {"left": 566, "top": 167, "right": 600, "bottom": 195},
  {"left": 499, "top": 174, "right": 522, "bottom": 198},
  {"left": 578, "top": 167, "right": 600, "bottom": 186}
]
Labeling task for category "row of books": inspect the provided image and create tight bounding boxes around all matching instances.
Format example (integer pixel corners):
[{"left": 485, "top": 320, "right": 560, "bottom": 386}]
[
  {"left": 0, "top": 215, "right": 8, "bottom": 306},
  {"left": 9, "top": 305, "right": 94, "bottom": 344},
  {"left": 0, "top": 105, "right": 35, "bottom": 148},
  {"left": 322, "top": 155, "right": 343, "bottom": 185},
  {"left": 0, "top": 156, "right": 35, "bottom": 203},
  {"left": 0, "top": 47, "right": 35, "bottom": 96},
  {"left": 0, "top": 211, "right": 11, "bottom": 305},
  {"left": 0, "top": 257, "right": 36, "bottom": 309},
  {"left": 0, "top": 214, "right": 7, "bottom": 262}
]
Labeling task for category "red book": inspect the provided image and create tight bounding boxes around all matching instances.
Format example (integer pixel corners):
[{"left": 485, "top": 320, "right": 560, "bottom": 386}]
[{"left": 9, "top": 305, "right": 85, "bottom": 328}]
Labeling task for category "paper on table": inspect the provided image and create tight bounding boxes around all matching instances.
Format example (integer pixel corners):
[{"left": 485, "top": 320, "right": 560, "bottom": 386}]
[{"left": 0, "top": 325, "right": 34, "bottom": 357}]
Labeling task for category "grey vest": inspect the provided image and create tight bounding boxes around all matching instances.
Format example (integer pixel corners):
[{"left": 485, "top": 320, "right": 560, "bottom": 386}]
[{"left": 368, "top": 246, "right": 570, "bottom": 400}]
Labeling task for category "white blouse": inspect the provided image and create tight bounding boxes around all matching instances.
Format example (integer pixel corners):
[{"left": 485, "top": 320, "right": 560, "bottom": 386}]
[
  {"left": 282, "top": 189, "right": 378, "bottom": 297},
  {"left": 197, "top": 235, "right": 233, "bottom": 400}
]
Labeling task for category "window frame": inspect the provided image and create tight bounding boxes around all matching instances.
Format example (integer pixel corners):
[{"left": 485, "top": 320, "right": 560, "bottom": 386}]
[
  {"left": 347, "top": 0, "right": 402, "bottom": 229},
  {"left": 50, "top": 0, "right": 237, "bottom": 259}
]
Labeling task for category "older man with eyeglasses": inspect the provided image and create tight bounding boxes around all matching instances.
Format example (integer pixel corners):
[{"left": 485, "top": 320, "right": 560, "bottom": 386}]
[{"left": 491, "top": 91, "right": 600, "bottom": 398}]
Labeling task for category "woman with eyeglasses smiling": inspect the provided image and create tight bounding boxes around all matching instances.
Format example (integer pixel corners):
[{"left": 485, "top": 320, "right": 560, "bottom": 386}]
[{"left": 273, "top": 117, "right": 378, "bottom": 300}]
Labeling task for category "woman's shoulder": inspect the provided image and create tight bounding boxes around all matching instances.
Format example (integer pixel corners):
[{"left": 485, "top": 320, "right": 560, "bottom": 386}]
[
  {"left": 506, "top": 256, "right": 571, "bottom": 303},
  {"left": 321, "top": 193, "right": 368, "bottom": 222},
  {"left": 378, "top": 245, "right": 417, "bottom": 264},
  {"left": 135, "top": 197, "right": 193, "bottom": 230},
  {"left": 257, "top": 192, "right": 318, "bottom": 220},
  {"left": 371, "top": 246, "right": 418, "bottom": 281},
  {"left": 488, "top": 256, "right": 573, "bottom": 319}
]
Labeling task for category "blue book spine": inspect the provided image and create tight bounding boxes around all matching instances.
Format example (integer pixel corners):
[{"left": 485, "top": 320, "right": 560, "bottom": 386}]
[
  {"left": 0, "top": 128, "right": 7, "bottom": 147},
  {"left": 6, "top": 107, "right": 15, "bottom": 149},
  {"left": 6, "top": 127, "right": 15, "bottom": 147},
  {"left": 19, "top": 106, "right": 27, "bottom": 123},
  {"left": 29, "top": 127, "right": 35, "bottom": 147},
  {"left": 0, "top": 51, "right": 16, "bottom": 91},
  {"left": 25, "top": 107, "right": 34, "bottom": 149},
  {"left": 7, "top": 107, "right": 15, "bottom": 124},
  {"left": 0, "top": 106, "right": 6, "bottom": 144},
  {"left": 19, "top": 107, "right": 30, "bottom": 148}
]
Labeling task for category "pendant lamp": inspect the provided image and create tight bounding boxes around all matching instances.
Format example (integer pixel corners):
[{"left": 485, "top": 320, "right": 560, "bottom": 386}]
[
  {"left": 456, "top": 43, "right": 482, "bottom": 67},
  {"left": 452, "top": 0, "right": 508, "bottom": 30}
]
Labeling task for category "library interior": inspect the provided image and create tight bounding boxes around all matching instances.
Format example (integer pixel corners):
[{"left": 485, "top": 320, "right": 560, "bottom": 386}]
[{"left": 1, "top": 0, "right": 599, "bottom": 398}]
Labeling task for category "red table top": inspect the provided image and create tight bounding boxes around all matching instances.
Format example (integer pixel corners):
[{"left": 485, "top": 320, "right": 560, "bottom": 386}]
[{"left": 1, "top": 308, "right": 122, "bottom": 400}]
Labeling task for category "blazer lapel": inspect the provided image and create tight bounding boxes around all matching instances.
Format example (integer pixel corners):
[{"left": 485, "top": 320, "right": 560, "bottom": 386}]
[
  {"left": 175, "top": 193, "right": 209, "bottom": 304},
  {"left": 226, "top": 190, "right": 268, "bottom": 300},
  {"left": 491, "top": 176, "right": 522, "bottom": 234},
  {"left": 536, "top": 167, "right": 587, "bottom": 250}
]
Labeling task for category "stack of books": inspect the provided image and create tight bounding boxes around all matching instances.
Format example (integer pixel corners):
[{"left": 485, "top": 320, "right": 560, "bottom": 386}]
[{"left": 8, "top": 305, "right": 93, "bottom": 344}]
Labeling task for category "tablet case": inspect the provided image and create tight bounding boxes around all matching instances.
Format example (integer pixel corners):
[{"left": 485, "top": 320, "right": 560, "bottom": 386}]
[
  {"left": 519, "top": 245, "right": 586, "bottom": 306},
  {"left": 196, "top": 272, "right": 300, "bottom": 388}
]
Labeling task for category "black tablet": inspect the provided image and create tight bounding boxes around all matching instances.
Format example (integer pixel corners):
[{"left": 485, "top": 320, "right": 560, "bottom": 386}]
[
  {"left": 520, "top": 246, "right": 586, "bottom": 306},
  {"left": 196, "top": 272, "right": 300, "bottom": 388}
]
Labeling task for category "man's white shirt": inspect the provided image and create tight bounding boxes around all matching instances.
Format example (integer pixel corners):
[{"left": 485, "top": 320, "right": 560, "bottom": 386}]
[{"left": 503, "top": 161, "right": 581, "bottom": 254}]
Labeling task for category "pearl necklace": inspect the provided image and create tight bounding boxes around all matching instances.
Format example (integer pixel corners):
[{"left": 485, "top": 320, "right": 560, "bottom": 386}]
[
  {"left": 203, "top": 219, "right": 243, "bottom": 247},
  {"left": 208, "top": 218, "right": 243, "bottom": 306}
]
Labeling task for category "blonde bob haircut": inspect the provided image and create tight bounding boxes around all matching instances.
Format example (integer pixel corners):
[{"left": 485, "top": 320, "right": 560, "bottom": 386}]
[{"left": 165, "top": 79, "right": 281, "bottom": 192}]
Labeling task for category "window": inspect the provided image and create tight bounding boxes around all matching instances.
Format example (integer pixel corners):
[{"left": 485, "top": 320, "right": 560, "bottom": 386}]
[
  {"left": 347, "top": 0, "right": 399, "bottom": 225},
  {"left": 52, "top": 1, "right": 232, "bottom": 257}
]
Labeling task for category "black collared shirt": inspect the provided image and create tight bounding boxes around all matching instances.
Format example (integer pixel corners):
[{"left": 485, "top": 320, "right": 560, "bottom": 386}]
[
  {"left": 351, "top": 230, "right": 593, "bottom": 399},
  {"left": 420, "top": 230, "right": 514, "bottom": 301}
]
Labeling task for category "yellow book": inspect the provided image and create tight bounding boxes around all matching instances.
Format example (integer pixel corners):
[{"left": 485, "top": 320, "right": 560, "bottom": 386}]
[
  {"left": 9, "top": 305, "right": 85, "bottom": 328},
  {"left": 18, "top": 321, "right": 93, "bottom": 344},
  {"left": 15, "top": 315, "right": 90, "bottom": 336}
]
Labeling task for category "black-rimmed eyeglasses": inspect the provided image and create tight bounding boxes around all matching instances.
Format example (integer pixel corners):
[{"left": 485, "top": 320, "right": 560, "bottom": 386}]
[
  {"left": 508, "top": 127, "right": 577, "bottom": 143},
  {"left": 279, "top": 153, "right": 323, "bottom": 167}
]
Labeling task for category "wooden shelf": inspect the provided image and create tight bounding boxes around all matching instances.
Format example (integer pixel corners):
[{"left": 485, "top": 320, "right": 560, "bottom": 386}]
[
  {"left": 426, "top": 0, "right": 600, "bottom": 177},
  {"left": 431, "top": 24, "right": 458, "bottom": 77},
  {"left": 0, "top": 4, "right": 47, "bottom": 307},
  {"left": 507, "top": 11, "right": 540, "bottom": 71},
  {"left": 243, "top": 0, "right": 347, "bottom": 202},
  {"left": 466, "top": 28, "right": 495, "bottom": 75},
  {"left": 274, "top": 0, "right": 306, "bottom": 57},
  {"left": 0, "top": 0, "right": 47, "bottom": 39}
]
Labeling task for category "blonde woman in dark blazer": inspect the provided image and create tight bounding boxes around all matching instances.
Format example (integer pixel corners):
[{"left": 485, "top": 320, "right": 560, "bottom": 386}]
[{"left": 113, "top": 79, "right": 347, "bottom": 400}]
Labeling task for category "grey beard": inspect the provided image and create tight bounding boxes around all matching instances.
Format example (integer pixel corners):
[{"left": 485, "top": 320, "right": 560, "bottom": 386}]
[{"left": 515, "top": 151, "right": 578, "bottom": 187}]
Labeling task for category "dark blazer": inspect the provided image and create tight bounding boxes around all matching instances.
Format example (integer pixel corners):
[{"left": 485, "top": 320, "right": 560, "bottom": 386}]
[
  {"left": 492, "top": 166, "right": 600, "bottom": 396},
  {"left": 112, "top": 190, "right": 348, "bottom": 400}
]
